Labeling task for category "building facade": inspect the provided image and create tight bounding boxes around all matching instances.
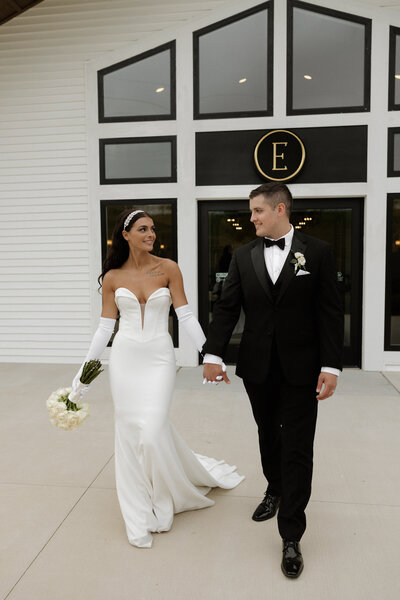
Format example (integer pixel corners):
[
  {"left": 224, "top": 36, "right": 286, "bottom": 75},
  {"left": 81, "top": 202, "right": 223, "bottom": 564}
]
[{"left": 0, "top": 0, "right": 399, "bottom": 371}]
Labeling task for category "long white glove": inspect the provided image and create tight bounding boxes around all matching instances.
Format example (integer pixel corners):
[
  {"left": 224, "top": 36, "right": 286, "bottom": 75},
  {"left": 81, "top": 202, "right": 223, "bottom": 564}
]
[
  {"left": 68, "top": 317, "right": 116, "bottom": 403},
  {"left": 175, "top": 305, "right": 226, "bottom": 384},
  {"left": 175, "top": 304, "right": 206, "bottom": 352}
]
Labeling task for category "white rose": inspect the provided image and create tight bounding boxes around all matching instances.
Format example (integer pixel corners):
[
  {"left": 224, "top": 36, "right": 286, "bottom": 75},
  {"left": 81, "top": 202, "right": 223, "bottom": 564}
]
[{"left": 66, "top": 412, "right": 81, "bottom": 429}]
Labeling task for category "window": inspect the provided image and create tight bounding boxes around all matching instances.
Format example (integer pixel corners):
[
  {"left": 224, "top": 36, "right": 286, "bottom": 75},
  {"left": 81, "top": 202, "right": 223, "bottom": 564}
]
[
  {"left": 385, "top": 196, "right": 400, "bottom": 350},
  {"left": 389, "top": 26, "right": 400, "bottom": 110},
  {"left": 98, "top": 41, "right": 176, "bottom": 122},
  {"left": 101, "top": 200, "right": 178, "bottom": 346},
  {"left": 287, "top": 1, "right": 371, "bottom": 115},
  {"left": 388, "top": 128, "right": 400, "bottom": 177},
  {"left": 99, "top": 137, "right": 177, "bottom": 184},
  {"left": 193, "top": 2, "right": 273, "bottom": 119}
]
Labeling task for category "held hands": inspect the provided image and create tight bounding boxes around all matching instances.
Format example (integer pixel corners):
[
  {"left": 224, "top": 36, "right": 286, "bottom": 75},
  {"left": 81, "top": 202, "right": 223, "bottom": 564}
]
[
  {"left": 316, "top": 372, "right": 337, "bottom": 401},
  {"left": 203, "top": 362, "right": 231, "bottom": 385}
]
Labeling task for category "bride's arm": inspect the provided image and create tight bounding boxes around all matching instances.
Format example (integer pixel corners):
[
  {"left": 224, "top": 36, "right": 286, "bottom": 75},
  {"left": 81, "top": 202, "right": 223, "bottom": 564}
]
[
  {"left": 168, "top": 260, "right": 226, "bottom": 383},
  {"left": 68, "top": 273, "right": 117, "bottom": 401},
  {"left": 167, "top": 261, "right": 205, "bottom": 353}
]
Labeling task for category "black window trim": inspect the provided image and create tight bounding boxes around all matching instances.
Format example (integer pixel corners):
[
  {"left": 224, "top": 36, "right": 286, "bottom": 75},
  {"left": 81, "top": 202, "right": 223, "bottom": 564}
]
[
  {"left": 388, "top": 127, "right": 400, "bottom": 177},
  {"left": 287, "top": 0, "right": 372, "bottom": 116},
  {"left": 385, "top": 193, "right": 400, "bottom": 351},
  {"left": 99, "top": 136, "right": 177, "bottom": 185},
  {"left": 193, "top": 1, "right": 274, "bottom": 120},
  {"left": 98, "top": 40, "right": 176, "bottom": 123},
  {"left": 100, "top": 198, "right": 178, "bottom": 347},
  {"left": 389, "top": 26, "right": 400, "bottom": 111}
]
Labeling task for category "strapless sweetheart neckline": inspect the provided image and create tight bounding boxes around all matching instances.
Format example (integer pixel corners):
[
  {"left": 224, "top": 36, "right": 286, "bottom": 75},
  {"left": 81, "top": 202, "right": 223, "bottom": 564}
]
[{"left": 115, "top": 287, "right": 170, "bottom": 305}]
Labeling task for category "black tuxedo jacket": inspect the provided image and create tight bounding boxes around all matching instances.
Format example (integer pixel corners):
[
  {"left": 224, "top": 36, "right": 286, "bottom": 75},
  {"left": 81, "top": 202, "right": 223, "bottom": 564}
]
[{"left": 202, "top": 232, "right": 344, "bottom": 385}]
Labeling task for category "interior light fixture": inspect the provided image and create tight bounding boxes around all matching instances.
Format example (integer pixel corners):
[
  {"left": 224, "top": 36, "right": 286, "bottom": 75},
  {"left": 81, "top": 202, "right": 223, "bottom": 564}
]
[
  {"left": 160, "top": 244, "right": 165, "bottom": 249},
  {"left": 395, "top": 240, "right": 400, "bottom": 246},
  {"left": 107, "top": 240, "right": 112, "bottom": 246},
  {"left": 395, "top": 75, "right": 400, "bottom": 80},
  {"left": 236, "top": 226, "right": 243, "bottom": 230},
  {"left": 304, "top": 75, "right": 312, "bottom": 80},
  {"left": 156, "top": 87, "right": 165, "bottom": 93},
  {"left": 238, "top": 78, "right": 247, "bottom": 84}
]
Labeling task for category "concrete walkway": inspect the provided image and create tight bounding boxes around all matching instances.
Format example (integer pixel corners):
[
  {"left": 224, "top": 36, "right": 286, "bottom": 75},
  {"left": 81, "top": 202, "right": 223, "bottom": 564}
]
[{"left": 0, "top": 364, "right": 399, "bottom": 600}]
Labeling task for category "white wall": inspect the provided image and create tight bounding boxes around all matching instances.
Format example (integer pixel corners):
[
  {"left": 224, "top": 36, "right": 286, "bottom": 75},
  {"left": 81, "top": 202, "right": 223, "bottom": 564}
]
[{"left": 0, "top": 0, "right": 231, "bottom": 363}]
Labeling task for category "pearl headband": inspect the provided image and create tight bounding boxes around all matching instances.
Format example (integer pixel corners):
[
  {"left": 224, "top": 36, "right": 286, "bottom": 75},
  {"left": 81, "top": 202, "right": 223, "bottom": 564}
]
[{"left": 124, "top": 210, "right": 145, "bottom": 230}]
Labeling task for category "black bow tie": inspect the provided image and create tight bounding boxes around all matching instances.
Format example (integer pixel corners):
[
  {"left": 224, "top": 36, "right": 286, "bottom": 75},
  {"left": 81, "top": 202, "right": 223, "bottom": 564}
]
[{"left": 264, "top": 237, "right": 285, "bottom": 250}]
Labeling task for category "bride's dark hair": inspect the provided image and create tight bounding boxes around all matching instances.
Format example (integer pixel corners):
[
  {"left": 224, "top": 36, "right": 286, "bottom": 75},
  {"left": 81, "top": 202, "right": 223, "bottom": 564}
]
[{"left": 98, "top": 208, "right": 151, "bottom": 289}]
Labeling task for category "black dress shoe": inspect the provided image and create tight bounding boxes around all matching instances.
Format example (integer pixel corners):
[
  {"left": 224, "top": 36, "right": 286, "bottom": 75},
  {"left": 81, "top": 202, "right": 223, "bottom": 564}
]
[
  {"left": 252, "top": 492, "right": 280, "bottom": 522},
  {"left": 281, "top": 539, "right": 304, "bottom": 578}
]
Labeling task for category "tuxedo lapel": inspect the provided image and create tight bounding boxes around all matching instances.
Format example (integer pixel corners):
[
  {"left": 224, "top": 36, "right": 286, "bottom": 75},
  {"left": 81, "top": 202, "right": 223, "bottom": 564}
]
[
  {"left": 275, "top": 233, "right": 307, "bottom": 304},
  {"left": 250, "top": 238, "right": 273, "bottom": 303}
]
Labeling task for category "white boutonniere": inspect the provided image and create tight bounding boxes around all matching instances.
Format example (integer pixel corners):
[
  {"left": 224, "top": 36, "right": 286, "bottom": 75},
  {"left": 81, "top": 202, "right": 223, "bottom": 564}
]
[{"left": 291, "top": 252, "right": 310, "bottom": 276}]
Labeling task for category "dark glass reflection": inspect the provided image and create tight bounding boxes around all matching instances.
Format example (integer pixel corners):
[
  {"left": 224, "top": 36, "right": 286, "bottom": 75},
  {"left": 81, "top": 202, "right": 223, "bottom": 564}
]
[
  {"left": 104, "top": 142, "right": 172, "bottom": 181},
  {"left": 393, "top": 133, "right": 400, "bottom": 173},
  {"left": 292, "top": 7, "right": 366, "bottom": 111},
  {"left": 102, "top": 50, "right": 171, "bottom": 118},
  {"left": 198, "top": 9, "right": 269, "bottom": 115},
  {"left": 395, "top": 34, "right": 400, "bottom": 105},
  {"left": 388, "top": 199, "right": 400, "bottom": 346}
]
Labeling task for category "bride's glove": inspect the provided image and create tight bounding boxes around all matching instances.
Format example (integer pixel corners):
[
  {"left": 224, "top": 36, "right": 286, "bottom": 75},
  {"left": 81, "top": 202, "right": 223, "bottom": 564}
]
[
  {"left": 175, "top": 305, "right": 226, "bottom": 384},
  {"left": 68, "top": 317, "right": 116, "bottom": 403}
]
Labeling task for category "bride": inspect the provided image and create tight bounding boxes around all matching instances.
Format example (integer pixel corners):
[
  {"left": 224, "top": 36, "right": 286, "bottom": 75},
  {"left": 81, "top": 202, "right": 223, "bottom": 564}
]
[{"left": 69, "top": 208, "right": 244, "bottom": 548}]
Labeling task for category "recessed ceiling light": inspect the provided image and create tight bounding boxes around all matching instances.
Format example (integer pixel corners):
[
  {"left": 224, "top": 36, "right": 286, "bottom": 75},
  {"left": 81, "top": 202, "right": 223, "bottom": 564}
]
[
  {"left": 304, "top": 75, "right": 312, "bottom": 80},
  {"left": 395, "top": 75, "right": 400, "bottom": 80},
  {"left": 156, "top": 87, "right": 165, "bottom": 93},
  {"left": 238, "top": 78, "right": 247, "bottom": 84}
]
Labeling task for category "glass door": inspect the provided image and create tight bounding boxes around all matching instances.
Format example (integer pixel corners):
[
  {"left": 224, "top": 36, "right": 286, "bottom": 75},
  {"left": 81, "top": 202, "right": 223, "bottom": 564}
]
[{"left": 198, "top": 198, "right": 363, "bottom": 367}]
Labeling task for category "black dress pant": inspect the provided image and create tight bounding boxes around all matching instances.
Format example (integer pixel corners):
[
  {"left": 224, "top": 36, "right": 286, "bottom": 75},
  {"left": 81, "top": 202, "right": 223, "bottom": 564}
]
[{"left": 243, "top": 349, "right": 318, "bottom": 541}]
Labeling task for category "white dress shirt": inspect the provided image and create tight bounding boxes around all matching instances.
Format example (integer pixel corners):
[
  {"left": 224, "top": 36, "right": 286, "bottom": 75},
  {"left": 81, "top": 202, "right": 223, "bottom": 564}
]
[{"left": 204, "top": 225, "right": 340, "bottom": 377}]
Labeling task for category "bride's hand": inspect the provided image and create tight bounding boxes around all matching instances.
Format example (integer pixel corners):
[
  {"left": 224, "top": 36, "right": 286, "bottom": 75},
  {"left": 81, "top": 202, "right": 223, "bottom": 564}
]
[{"left": 203, "top": 363, "right": 230, "bottom": 385}]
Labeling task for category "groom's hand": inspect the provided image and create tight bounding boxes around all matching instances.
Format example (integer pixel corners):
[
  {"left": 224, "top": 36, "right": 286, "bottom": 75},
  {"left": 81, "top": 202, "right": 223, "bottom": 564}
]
[
  {"left": 203, "top": 363, "right": 230, "bottom": 385},
  {"left": 316, "top": 372, "right": 337, "bottom": 401}
]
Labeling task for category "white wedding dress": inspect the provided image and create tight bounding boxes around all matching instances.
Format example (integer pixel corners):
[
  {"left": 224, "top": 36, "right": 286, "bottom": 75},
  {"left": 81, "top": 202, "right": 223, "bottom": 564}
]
[{"left": 109, "top": 287, "right": 244, "bottom": 548}]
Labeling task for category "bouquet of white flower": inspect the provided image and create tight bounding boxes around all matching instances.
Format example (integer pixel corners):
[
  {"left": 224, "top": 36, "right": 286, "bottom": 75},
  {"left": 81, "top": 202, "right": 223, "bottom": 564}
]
[{"left": 46, "top": 360, "right": 103, "bottom": 430}]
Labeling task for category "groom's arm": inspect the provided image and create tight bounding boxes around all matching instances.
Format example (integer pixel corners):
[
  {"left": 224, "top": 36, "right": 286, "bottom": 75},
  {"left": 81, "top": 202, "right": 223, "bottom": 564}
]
[
  {"left": 315, "top": 244, "right": 344, "bottom": 399},
  {"left": 202, "top": 251, "right": 243, "bottom": 359}
]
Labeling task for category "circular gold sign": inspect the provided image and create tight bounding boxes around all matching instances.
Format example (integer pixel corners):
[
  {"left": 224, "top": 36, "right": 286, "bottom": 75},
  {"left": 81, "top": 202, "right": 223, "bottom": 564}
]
[{"left": 254, "top": 129, "right": 306, "bottom": 182}]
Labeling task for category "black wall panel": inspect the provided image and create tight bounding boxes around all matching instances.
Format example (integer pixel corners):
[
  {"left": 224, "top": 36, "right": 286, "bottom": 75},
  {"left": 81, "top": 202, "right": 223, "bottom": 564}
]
[{"left": 196, "top": 125, "right": 367, "bottom": 185}]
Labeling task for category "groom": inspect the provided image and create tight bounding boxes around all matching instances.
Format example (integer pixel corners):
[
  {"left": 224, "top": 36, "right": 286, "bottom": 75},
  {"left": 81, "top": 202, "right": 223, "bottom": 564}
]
[{"left": 202, "top": 182, "right": 343, "bottom": 578}]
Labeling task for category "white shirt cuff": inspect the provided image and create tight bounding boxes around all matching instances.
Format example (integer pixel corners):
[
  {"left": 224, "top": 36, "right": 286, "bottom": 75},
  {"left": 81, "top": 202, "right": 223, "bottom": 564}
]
[
  {"left": 203, "top": 353, "right": 223, "bottom": 366},
  {"left": 321, "top": 367, "right": 341, "bottom": 377}
]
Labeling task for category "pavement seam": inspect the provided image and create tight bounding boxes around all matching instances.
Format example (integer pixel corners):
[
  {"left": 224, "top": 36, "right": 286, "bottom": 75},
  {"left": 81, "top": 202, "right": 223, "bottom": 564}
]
[
  {"left": 381, "top": 372, "right": 400, "bottom": 395},
  {"left": 3, "top": 454, "right": 114, "bottom": 600}
]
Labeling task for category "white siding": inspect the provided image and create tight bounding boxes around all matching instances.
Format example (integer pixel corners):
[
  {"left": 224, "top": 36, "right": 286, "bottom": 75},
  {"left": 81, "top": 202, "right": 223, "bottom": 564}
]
[{"left": 0, "top": 0, "right": 229, "bottom": 363}]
